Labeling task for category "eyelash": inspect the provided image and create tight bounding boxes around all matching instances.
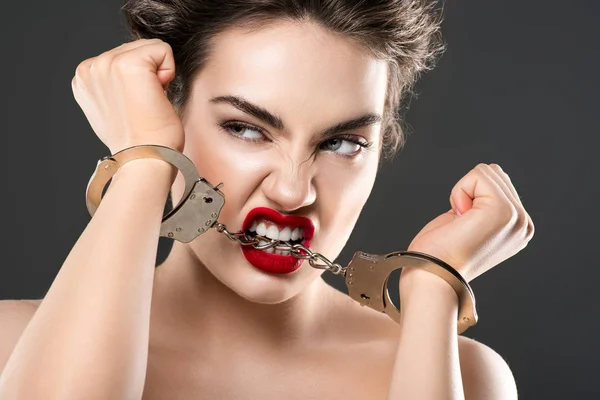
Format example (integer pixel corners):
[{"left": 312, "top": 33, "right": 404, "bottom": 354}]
[{"left": 218, "top": 121, "right": 373, "bottom": 157}]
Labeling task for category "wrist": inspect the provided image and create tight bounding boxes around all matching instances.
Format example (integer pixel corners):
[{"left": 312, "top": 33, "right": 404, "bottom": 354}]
[
  {"left": 112, "top": 158, "right": 177, "bottom": 189},
  {"left": 399, "top": 267, "right": 459, "bottom": 312}
]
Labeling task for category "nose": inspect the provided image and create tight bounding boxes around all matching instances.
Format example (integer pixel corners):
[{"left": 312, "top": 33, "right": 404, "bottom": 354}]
[{"left": 261, "top": 154, "right": 317, "bottom": 212}]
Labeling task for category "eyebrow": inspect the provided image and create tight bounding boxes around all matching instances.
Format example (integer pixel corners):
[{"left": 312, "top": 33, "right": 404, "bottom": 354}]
[{"left": 210, "top": 95, "right": 382, "bottom": 140}]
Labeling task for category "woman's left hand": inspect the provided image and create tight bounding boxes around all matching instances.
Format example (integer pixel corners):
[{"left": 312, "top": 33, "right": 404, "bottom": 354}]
[{"left": 403, "top": 163, "right": 535, "bottom": 283}]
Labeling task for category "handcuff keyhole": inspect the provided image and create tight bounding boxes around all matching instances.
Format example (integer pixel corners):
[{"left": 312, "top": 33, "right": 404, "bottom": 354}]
[
  {"left": 203, "top": 197, "right": 213, "bottom": 204},
  {"left": 360, "top": 294, "right": 370, "bottom": 300}
]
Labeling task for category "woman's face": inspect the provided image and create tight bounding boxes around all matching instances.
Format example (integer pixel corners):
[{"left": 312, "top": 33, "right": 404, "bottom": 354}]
[{"left": 171, "top": 20, "right": 388, "bottom": 304}]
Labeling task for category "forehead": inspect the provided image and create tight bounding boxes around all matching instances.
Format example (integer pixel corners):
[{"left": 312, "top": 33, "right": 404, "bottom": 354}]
[{"left": 194, "top": 20, "right": 388, "bottom": 130}]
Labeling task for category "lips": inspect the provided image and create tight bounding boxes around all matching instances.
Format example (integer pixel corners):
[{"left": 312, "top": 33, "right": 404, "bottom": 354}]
[
  {"left": 242, "top": 207, "right": 315, "bottom": 240},
  {"left": 240, "top": 207, "right": 315, "bottom": 274}
]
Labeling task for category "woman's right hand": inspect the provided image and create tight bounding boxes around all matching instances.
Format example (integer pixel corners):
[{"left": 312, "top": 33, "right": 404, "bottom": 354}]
[{"left": 71, "top": 38, "right": 185, "bottom": 154}]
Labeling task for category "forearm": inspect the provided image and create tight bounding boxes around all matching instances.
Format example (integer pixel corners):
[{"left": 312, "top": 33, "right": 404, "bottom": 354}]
[
  {"left": 387, "top": 268, "right": 464, "bottom": 400},
  {"left": 0, "top": 159, "right": 175, "bottom": 400}
]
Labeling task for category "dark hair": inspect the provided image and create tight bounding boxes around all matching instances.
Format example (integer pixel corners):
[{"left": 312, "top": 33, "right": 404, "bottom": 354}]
[{"left": 121, "top": 0, "right": 444, "bottom": 158}]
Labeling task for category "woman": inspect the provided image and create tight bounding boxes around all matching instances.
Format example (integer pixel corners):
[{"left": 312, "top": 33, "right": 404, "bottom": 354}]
[{"left": 0, "top": 0, "right": 534, "bottom": 398}]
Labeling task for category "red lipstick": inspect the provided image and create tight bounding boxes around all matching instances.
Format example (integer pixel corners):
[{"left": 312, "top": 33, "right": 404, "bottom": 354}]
[{"left": 240, "top": 207, "right": 315, "bottom": 274}]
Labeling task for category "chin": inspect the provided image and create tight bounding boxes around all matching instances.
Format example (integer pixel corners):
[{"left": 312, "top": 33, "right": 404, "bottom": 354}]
[
  {"left": 211, "top": 251, "right": 319, "bottom": 305},
  {"left": 189, "top": 225, "right": 328, "bottom": 305},
  {"left": 232, "top": 283, "right": 301, "bottom": 305}
]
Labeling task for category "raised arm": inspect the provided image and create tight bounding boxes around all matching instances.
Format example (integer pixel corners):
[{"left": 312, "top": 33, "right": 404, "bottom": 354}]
[
  {"left": 387, "top": 269, "right": 518, "bottom": 400},
  {"left": 386, "top": 163, "right": 534, "bottom": 399},
  {"left": 0, "top": 159, "right": 174, "bottom": 399},
  {"left": 387, "top": 269, "right": 464, "bottom": 399},
  {"left": 0, "top": 38, "right": 186, "bottom": 399}
]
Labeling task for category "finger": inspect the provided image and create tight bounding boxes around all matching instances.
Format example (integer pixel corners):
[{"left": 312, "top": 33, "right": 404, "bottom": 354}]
[
  {"left": 450, "top": 163, "right": 514, "bottom": 221},
  {"left": 90, "top": 39, "right": 167, "bottom": 73},
  {"left": 100, "top": 38, "right": 164, "bottom": 59},
  {"left": 72, "top": 57, "right": 96, "bottom": 92},
  {"left": 71, "top": 74, "right": 78, "bottom": 97},
  {"left": 77, "top": 39, "right": 162, "bottom": 76},
  {"left": 112, "top": 40, "right": 176, "bottom": 85},
  {"left": 481, "top": 164, "right": 533, "bottom": 238},
  {"left": 487, "top": 164, "right": 523, "bottom": 206},
  {"left": 480, "top": 164, "right": 521, "bottom": 209},
  {"left": 488, "top": 164, "right": 535, "bottom": 240}
]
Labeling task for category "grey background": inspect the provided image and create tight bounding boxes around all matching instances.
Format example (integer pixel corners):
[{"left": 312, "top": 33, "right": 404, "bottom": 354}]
[{"left": 1, "top": 1, "right": 598, "bottom": 398}]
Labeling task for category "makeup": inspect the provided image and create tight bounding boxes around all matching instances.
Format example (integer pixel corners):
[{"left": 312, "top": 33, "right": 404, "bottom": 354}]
[{"left": 240, "top": 207, "right": 315, "bottom": 274}]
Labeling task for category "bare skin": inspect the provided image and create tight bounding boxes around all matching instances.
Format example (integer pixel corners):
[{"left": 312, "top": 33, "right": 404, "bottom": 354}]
[
  {"left": 1, "top": 292, "right": 509, "bottom": 400},
  {"left": 0, "top": 20, "right": 528, "bottom": 399}
]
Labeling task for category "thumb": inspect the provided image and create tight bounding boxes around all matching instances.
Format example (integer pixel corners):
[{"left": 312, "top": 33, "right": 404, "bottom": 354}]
[
  {"left": 157, "top": 68, "right": 175, "bottom": 90},
  {"left": 137, "top": 40, "right": 176, "bottom": 89},
  {"left": 450, "top": 164, "right": 510, "bottom": 217},
  {"left": 450, "top": 188, "right": 473, "bottom": 216}
]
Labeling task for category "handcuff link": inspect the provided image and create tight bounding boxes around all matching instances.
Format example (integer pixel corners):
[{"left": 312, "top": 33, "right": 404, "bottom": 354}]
[{"left": 86, "top": 145, "right": 477, "bottom": 334}]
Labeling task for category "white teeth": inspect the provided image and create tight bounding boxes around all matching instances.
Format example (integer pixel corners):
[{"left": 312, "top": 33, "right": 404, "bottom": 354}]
[
  {"left": 250, "top": 221, "right": 258, "bottom": 232},
  {"left": 266, "top": 225, "right": 280, "bottom": 240},
  {"left": 279, "top": 226, "right": 291, "bottom": 242},
  {"left": 291, "top": 227, "right": 300, "bottom": 241},
  {"left": 259, "top": 240, "right": 274, "bottom": 253},
  {"left": 275, "top": 249, "right": 283, "bottom": 256},
  {"left": 256, "top": 222, "right": 267, "bottom": 236},
  {"left": 281, "top": 250, "right": 290, "bottom": 256},
  {"left": 250, "top": 219, "right": 305, "bottom": 241}
]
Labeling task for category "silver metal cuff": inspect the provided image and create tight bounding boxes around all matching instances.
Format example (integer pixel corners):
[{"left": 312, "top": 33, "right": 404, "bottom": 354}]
[{"left": 85, "top": 145, "right": 225, "bottom": 243}]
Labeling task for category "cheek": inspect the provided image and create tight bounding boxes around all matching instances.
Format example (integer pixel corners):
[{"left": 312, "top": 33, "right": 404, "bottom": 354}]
[
  {"left": 315, "top": 157, "right": 377, "bottom": 253},
  {"left": 320, "top": 155, "right": 377, "bottom": 212},
  {"left": 179, "top": 123, "right": 268, "bottom": 228}
]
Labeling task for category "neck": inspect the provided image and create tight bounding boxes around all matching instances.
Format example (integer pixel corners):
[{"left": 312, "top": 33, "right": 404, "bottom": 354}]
[{"left": 151, "top": 241, "right": 335, "bottom": 353}]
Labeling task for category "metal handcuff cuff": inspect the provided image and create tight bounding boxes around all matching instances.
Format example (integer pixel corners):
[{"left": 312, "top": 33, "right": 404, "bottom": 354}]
[{"left": 86, "top": 145, "right": 478, "bottom": 334}]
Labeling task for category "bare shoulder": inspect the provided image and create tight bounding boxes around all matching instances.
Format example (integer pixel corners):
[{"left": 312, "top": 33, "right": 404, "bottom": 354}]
[
  {"left": 457, "top": 335, "right": 518, "bottom": 399},
  {"left": 326, "top": 285, "right": 517, "bottom": 399},
  {"left": 0, "top": 299, "right": 43, "bottom": 373}
]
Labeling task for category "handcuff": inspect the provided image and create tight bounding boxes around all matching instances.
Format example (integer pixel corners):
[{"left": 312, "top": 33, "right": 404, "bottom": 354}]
[{"left": 86, "top": 145, "right": 478, "bottom": 334}]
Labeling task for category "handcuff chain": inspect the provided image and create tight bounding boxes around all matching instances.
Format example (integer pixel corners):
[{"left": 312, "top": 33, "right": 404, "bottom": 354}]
[{"left": 213, "top": 222, "right": 346, "bottom": 276}]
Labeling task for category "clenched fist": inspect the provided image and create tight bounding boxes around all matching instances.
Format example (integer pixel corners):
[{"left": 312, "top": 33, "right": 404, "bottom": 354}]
[
  {"left": 404, "top": 163, "right": 535, "bottom": 283},
  {"left": 71, "top": 38, "right": 185, "bottom": 154}
]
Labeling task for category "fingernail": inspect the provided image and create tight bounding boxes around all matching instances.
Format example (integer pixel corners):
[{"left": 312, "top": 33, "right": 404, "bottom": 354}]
[{"left": 455, "top": 208, "right": 462, "bottom": 216}]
